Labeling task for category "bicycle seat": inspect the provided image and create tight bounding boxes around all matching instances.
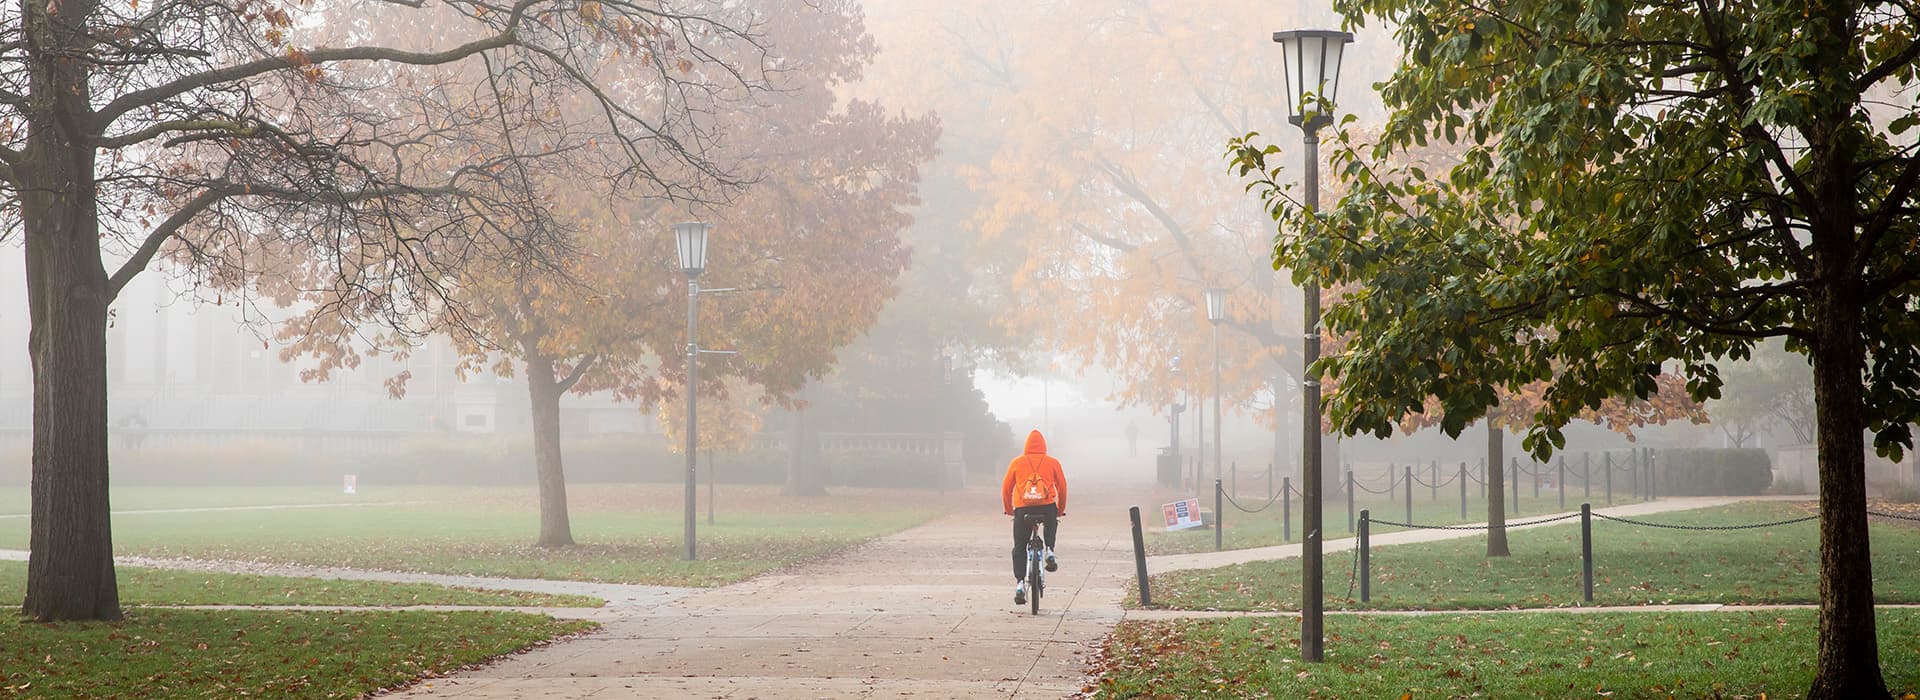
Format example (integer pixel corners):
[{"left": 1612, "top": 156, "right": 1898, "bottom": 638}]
[{"left": 1016, "top": 512, "right": 1054, "bottom": 525}]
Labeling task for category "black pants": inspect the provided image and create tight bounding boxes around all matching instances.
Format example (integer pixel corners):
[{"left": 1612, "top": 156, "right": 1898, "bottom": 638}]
[{"left": 1011, "top": 503, "right": 1059, "bottom": 580}]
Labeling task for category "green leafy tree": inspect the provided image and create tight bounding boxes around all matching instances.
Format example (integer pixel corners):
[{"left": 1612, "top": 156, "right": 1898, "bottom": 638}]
[
  {"left": 1229, "top": 0, "right": 1917, "bottom": 696},
  {"left": 1711, "top": 338, "right": 1819, "bottom": 447}
]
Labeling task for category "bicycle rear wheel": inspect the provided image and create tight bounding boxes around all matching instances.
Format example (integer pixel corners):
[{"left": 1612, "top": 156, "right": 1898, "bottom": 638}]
[{"left": 1028, "top": 552, "right": 1043, "bottom": 615}]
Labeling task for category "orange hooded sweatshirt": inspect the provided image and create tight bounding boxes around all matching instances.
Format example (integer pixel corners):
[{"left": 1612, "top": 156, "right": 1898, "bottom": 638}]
[{"left": 1002, "top": 430, "right": 1066, "bottom": 516}]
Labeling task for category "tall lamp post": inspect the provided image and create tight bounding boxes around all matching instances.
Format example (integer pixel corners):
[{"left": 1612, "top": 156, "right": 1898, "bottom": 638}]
[
  {"left": 1271, "top": 27, "right": 1351, "bottom": 664},
  {"left": 1204, "top": 288, "right": 1227, "bottom": 492},
  {"left": 674, "top": 221, "right": 711, "bottom": 562}
]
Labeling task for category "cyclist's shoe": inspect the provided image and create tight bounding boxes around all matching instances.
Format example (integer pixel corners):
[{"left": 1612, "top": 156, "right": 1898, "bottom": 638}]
[
  {"left": 1014, "top": 582, "right": 1027, "bottom": 605},
  {"left": 1044, "top": 551, "right": 1059, "bottom": 572}
]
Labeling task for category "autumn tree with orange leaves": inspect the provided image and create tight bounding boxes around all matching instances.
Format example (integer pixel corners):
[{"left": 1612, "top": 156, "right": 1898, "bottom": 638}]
[
  {"left": 848, "top": 2, "right": 1413, "bottom": 481},
  {"left": 276, "top": 0, "right": 938, "bottom": 547}
]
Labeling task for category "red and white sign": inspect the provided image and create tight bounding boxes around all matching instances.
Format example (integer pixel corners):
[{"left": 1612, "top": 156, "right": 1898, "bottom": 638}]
[
  {"left": 1162, "top": 498, "right": 1204, "bottom": 531},
  {"left": 343, "top": 474, "right": 358, "bottom": 495}
]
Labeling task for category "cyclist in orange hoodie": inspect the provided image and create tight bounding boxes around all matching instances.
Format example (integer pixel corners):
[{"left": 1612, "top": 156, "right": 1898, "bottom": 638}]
[{"left": 1002, "top": 429, "right": 1066, "bottom": 605}]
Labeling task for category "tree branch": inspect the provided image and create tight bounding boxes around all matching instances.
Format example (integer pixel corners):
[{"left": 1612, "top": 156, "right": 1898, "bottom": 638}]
[
  {"left": 108, "top": 188, "right": 228, "bottom": 300},
  {"left": 556, "top": 354, "right": 600, "bottom": 392},
  {"left": 95, "top": 29, "right": 522, "bottom": 128}
]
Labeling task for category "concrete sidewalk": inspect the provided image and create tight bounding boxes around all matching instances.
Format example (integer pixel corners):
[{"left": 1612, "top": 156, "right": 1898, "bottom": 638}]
[{"left": 385, "top": 493, "right": 1140, "bottom": 699}]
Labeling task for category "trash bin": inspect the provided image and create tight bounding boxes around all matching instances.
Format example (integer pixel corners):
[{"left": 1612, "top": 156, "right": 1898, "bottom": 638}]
[{"left": 1157, "top": 448, "right": 1181, "bottom": 488}]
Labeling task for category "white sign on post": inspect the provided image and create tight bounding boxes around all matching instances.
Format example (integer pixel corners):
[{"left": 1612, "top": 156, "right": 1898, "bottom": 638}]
[
  {"left": 343, "top": 474, "right": 358, "bottom": 495},
  {"left": 1162, "top": 498, "right": 1204, "bottom": 531}
]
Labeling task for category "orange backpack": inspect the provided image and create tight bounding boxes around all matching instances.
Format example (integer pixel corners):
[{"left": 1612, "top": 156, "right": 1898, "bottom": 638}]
[{"left": 1016, "top": 460, "right": 1056, "bottom": 507}]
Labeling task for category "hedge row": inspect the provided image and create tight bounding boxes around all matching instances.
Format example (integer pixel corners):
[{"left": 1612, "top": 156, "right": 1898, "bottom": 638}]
[
  {"left": 0, "top": 433, "right": 965, "bottom": 489},
  {"left": 1654, "top": 447, "right": 1773, "bottom": 496}
]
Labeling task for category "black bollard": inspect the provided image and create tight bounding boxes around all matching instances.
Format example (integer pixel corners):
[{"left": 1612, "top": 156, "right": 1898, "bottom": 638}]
[
  {"left": 1130, "top": 506, "right": 1152, "bottom": 607},
  {"left": 1605, "top": 452, "right": 1614, "bottom": 505},
  {"left": 1214, "top": 478, "right": 1224, "bottom": 552},
  {"left": 1458, "top": 461, "right": 1468, "bottom": 520},
  {"left": 1510, "top": 457, "right": 1521, "bottom": 516},
  {"left": 1345, "top": 470, "right": 1356, "bottom": 534},
  {"left": 1282, "top": 476, "right": 1293, "bottom": 543},
  {"left": 1558, "top": 455, "right": 1567, "bottom": 511},
  {"left": 1580, "top": 503, "right": 1594, "bottom": 603},
  {"left": 1359, "top": 509, "right": 1371, "bottom": 602},
  {"left": 1403, "top": 465, "right": 1414, "bottom": 525}
]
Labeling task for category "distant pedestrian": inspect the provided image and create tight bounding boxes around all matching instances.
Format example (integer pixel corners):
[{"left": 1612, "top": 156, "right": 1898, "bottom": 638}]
[{"left": 1125, "top": 419, "right": 1139, "bottom": 457}]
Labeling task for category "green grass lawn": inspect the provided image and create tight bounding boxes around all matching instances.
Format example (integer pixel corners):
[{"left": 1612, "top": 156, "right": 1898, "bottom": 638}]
[
  {"left": 1153, "top": 480, "right": 1649, "bottom": 555},
  {"left": 1143, "top": 501, "right": 1920, "bottom": 610},
  {"left": 1096, "top": 609, "right": 1920, "bottom": 699},
  {"left": 0, "top": 609, "right": 594, "bottom": 698},
  {"left": 0, "top": 561, "right": 602, "bottom": 608},
  {"left": 0, "top": 484, "right": 952, "bottom": 587}
]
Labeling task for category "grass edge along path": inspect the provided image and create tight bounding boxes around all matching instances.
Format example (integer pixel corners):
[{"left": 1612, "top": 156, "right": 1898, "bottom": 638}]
[
  {"left": 1136, "top": 501, "right": 1920, "bottom": 612},
  {"left": 1092, "top": 608, "right": 1920, "bottom": 699},
  {"left": 0, "top": 485, "right": 957, "bottom": 588},
  {"left": 0, "top": 608, "right": 596, "bottom": 699},
  {"left": 0, "top": 560, "right": 604, "bottom": 608}
]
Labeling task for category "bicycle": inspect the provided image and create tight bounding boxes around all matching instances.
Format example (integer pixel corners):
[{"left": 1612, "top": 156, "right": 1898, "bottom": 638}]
[{"left": 1018, "top": 511, "right": 1052, "bottom": 615}]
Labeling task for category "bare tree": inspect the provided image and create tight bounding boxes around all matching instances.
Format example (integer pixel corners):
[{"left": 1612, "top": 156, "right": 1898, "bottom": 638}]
[{"left": 0, "top": 0, "right": 770, "bottom": 622}]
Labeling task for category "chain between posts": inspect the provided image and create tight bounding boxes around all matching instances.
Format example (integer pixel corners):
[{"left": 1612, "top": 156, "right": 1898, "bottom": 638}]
[
  {"left": 1412, "top": 470, "right": 1459, "bottom": 488},
  {"left": 1367, "top": 512, "right": 1581, "bottom": 531},
  {"left": 1352, "top": 474, "right": 1396, "bottom": 495},
  {"left": 1223, "top": 489, "right": 1284, "bottom": 513},
  {"left": 1593, "top": 512, "right": 1818, "bottom": 530}
]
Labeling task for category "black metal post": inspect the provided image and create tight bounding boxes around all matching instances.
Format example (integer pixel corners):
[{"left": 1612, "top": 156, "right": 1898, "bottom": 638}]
[
  {"left": 1605, "top": 452, "right": 1614, "bottom": 505},
  {"left": 1630, "top": 449, "right": 1640, "bottom": 500},
  {"left": 1282, "top": 476, "right": 1293, "bottom": 542},
  {"left": 1214, "top": 478, "right": 1224, "bottom": 552},
  {"left": 1510, "top": 457, "right": 1520, "bottom": 516},
  {"left": 1580, "top": 503, "right": 1594, "bottom": 603},
  {"left": 1130, "top": 506, "right": 1152, "bottom": 607},
  {"left": 1558, "top": 456, "right": 1567, "bottom": 511},
  {"left": 1648, "top": 449, "right": 1657, "bottom": 501},
  {"left": 1430, "top": 460, "right": 1438, "bottom": 501},
  {"left": 1387, "top": 462, "right": 1396, "bottom": 502},
  {"left": 1531, "top": 459, "right": 1540, "bottom": 500},
  {"left": 1403, "top": 465, "right": 1413, "bottom": 525},
  {"left": 1345, "top": 469, "right": 1355, "bottom": 533},
  {"left": 1583, "top": 452, "right": 1592, "bottom": 500},
  {"left": 1458, "top": 461, "right": 1467, "bottom": 520},
  {"left": 683, "top": 276, "right": 699, "bottom": 561},
  {"left": 1358, "top": 509, "right": 1371, "bottom": 602}
]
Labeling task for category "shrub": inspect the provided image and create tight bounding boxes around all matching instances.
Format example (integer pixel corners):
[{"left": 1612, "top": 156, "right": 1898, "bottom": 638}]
[
  {"left": 1655, "top": 448, "right": 1772, "bottom": 496},
  {"left": 826, "top": 448, "right": 942, "bottom": 488}
]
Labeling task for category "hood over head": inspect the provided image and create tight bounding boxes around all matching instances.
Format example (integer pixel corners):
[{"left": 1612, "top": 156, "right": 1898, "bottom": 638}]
[{"left": 1024, "top": 430, "right": 1047, "bottom": 455}]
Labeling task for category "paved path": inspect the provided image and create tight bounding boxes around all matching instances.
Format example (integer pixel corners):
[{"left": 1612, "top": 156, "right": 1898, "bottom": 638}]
[{"left": 385, "top": 495, "right": 1140, "bottom": 699}]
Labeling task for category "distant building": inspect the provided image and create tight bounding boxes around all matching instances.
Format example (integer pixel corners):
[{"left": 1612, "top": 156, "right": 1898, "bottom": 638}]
[{"left": 0, "top": 247, "right": 649, "bottom": 438}]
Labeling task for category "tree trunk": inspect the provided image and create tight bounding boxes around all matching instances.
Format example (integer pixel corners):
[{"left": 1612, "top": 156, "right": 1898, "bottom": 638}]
[
  {"left": 1803, "top": 226, "right": 1888, "bottom": 700},
  {"left": 1484, "top": 419, "right": 1509, "bottom": 557},
  {"left": 782, "top": 397, "right": 826, "bottom": 497},
  {"left": 525, "top": 357, "right": 574, "bottom": 547},
  {"left": 21, "top": 0, "right": 123, "bottom": 622}
]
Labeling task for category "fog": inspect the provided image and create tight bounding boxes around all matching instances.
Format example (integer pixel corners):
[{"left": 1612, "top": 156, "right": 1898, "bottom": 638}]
[{"left": 0, "top": 1, "right": 1802, "bottom": 502}]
